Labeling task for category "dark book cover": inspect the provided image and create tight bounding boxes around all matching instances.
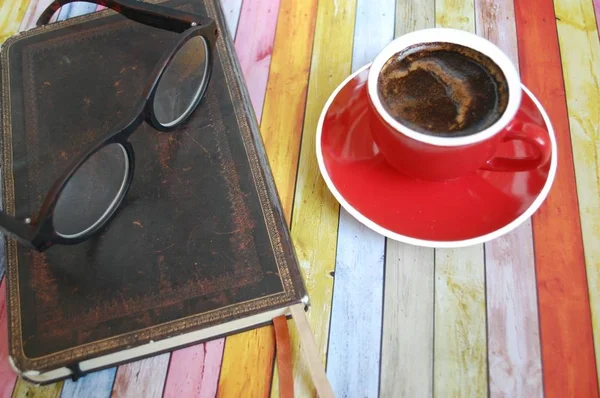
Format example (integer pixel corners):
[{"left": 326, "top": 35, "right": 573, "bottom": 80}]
[{"left": 0, "top": 0, "right": 306, "bottom": 382}]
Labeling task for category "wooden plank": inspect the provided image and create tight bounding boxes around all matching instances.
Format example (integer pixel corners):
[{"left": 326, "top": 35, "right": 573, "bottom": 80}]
[
  {"left": 474, "top": 1, "right": 544, "bottom": 397},
  {"left": 325, "top": 1, "right": 393, "bottom": 396},
  {"left": 214, "top": 1, "right": 282, "bottom": 397},
  {"left": 0, "top": 0, "right": 30, "bottom": 43},
  {"left": 380, "top": 2, "right": 436, "bottom": 397},
  {"left": 259, "top": 0, "right": 319, "bottom": 222},
  {"left": 434, "top": 246, "right": 487, "bottom": 397},
  {"left": 12, "top": 381, "right": 63, "bottom": 398},
  {"left": 381, "top": 245, "right": 434, "bottom": 398},
  {"left": 484, "top": 224, "right": 543, "bottom": 397},
  {"left": 433, "top": 2, "right": 487, "bottom": 397},
  {"left": 111, "top": 353, "right": 170, "bottom": 398},
  {"left": 219, "top": 0, "right": 242, "bottom": 39},
  {"left": 232, "top": 0, "right": 281, "bottom": 121},
  {"left": 0, "top": 280, "right": 17, "bottom": 398},
  {"left": 515, "top": 0, "right": 599, "bottom": 396},
  {"left": 217, "top": 328, "right": 275, "bottom": 398},
  {"left": 259, "top": 1, "right": 319, "bottom": 395},
  {"left": 60, "top": 369, "right": 116, "bottom": 398},
  {"left": 554, "top": 0, "right": 600, "bottom": 388},
  {"left": 19, "top": 0, "right": 51, "bottom": 31},
  {"left": 56, "top": 3, "right": 97, "bottom": 21},
  {"left": 163, "top": 340, "right": 224, "bottom": 398},
  {"left": 271, "top": 1, "right": 357, "bottom": 397}
]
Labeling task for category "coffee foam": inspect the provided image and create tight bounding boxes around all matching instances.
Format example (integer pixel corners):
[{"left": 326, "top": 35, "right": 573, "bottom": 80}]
[{"left": 377, "top": 42, "right": 509, "bottom": 137}]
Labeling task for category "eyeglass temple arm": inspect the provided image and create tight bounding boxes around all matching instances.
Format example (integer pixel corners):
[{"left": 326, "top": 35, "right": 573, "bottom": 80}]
[
  {"left": 0, "top": 211, "right": 36, "bottom": 248},
  {"left": 37, "top": 0, "right": 208, "bottom": 33}
]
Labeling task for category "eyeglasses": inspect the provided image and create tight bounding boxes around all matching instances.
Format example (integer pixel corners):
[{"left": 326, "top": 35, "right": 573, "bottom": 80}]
[{"left": 0, "top": 0, "right": 218, "bottom": 251}]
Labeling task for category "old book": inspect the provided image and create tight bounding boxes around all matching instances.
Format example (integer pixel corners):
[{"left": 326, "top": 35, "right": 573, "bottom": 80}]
[{"left": 0, "top": 0, "right": 307, "bottom": 384}]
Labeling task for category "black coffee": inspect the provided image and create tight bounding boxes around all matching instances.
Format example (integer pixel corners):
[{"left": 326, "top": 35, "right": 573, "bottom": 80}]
[{"left": 377, "top": 42, "right": 509, "bottom": 136}]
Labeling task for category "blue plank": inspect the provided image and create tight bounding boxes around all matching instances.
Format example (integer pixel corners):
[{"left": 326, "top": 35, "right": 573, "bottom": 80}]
[
  {"left": 61, "top": 368, "right": 117, "bottom": 398},
  {"left": 325, "top": 0, "right": 395, "bottom": 397}
]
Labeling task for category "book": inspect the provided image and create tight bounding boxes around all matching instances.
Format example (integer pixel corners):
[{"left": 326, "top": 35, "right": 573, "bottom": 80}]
[{"left": 0, "top": 0, "right": 308, "bottom": 384}]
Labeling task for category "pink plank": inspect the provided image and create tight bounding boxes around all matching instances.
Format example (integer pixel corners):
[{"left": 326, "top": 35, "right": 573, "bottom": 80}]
[
  {"left": 111, "top": 353, "right": 170, "bottom": 398},
  {"left": 594, "top": 0, "right": 600, "bottom": 35},
  {"left": 474, "top": 0, "right": 543, "bottom": 397},
  {"left": 162, "top": 340, "right": 224, "bottom": 398},
  {"left": 233, "top": 0, "right": 281, "bottom": 121},
  {"left": 0, "top": 279, "right": 17, "bottom": 398},
  {"left": 19, "top": 0, "right": 54, "bottom": 31}
]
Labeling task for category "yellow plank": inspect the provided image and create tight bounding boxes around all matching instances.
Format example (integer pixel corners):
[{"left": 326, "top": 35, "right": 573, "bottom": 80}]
[
  {"left": 271, "top": 0, "right": 357, "bottom": 396},
  {"left": 434, "top": 1, "right": 488, "bottom": 397},
  {"left": 260, "top": 0, "right": 319, "bottom": 224},
  {"left": 12, "top": 380, "right": 63, "bottom": 398},
  {"left": 217, "top": 328, "right": 274, "bottom": 398},
  {"left": 0, "top": 0, "right": 30, "bottom": 43},
  {"left": 218, "top": 2, "right": 320, "bottom": 397},
  {"left": 554, "top": 0, "right": 600, "bottom": 386}
]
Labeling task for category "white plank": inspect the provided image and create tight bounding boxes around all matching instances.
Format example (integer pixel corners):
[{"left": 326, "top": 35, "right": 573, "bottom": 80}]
[
  {"left": 432, "top": 2, "right": 488, "bottom": 396},
  {"left": 379, "top": 1, "right": 436, "bottom": 397},
  {"left": 219, "top": 0, "right": 242, "bottom": 39},
  {"left": 325, "top": 1, "right": 394, "bottom": 396},
  {"left": 381, "top": 245, "right": 434, "bottom": 398}
]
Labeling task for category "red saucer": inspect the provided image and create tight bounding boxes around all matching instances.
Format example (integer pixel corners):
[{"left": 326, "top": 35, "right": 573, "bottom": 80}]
[{"left": 316, "top": 65, "right": 557, "bottom": 247}]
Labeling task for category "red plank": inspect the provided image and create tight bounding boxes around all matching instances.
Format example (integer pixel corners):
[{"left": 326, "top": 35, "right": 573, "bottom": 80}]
[{"left": 514, "top": 0, "right": 599, "bottom": 396}]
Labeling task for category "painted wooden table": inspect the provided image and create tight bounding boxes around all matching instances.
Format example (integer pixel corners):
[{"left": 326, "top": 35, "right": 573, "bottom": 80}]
[{"left": 1, "top": 0, "right": 599, "bottom": 397}]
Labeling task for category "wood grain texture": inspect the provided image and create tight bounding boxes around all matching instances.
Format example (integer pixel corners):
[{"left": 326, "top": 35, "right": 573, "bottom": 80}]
[
  {"left": 12, "top": 381, "right": 63, "bottom": 398},
  {"left": 435, "top": 0, "right": 474, "bottom": 31},
  {"left": 232, "top": 0, "right": 281, "bottom": 121},
  {"left": 474, "top": 1, "right": 543, "bottom": 397},
  {"left": 215, "top": 1, "right": 282, "bottom": 397},
  {"left": 60, "top": 368, "right": 116, "bottom": 398},
  {"left": 484, "top": 222, "right": 543, "bottom": 397},
  {"left": 381, "top": 2, "right": 435, "bottom": 397},
  {"left": 259, "top": 0, "right": 319, "bottom": 223},
  {"left": 394, "top": 0, "right": 434, "bottom": 35},
  {"left": 163, "top": 340, "right": 224, "bottom": 398},
  {"left": 327, "top": 215, "right": 385, "bottom": 398},
  {"left": 217, "top": 328, "right": 275, "bottom": 398},
  {"left": 381, "top": 245, "right": 434, "bottom": 398},
  {"left": 434, "top": 246, "right": 487, "bottom": 397},
  {"left": 554, "top": 0, "right": 600, "bottom": 387},
  {"left": 111, "top": 353, "right": 170, "bottom": 398},
  {"left": 515, "top": 0, "right": 599, "bottom": 396},
  {"left": 272, "top": 0, "right": 357, "bottom": 396},
  {"left": 0, "top": 281, "right": 16, "bottom": 398},
  {"left": 0, "top": 0, "right": 30, "bottom": 43},
  {"left": 325, "top": 1, "right": 393, "bottom": 396},
  {"left": 433, "top": 1, "right": 487, "bottom": 397}
]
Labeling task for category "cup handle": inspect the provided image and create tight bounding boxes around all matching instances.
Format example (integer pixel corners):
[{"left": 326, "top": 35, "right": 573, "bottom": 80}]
[{"left": 482, "top": 122, "right": 552, "bottom": 172}]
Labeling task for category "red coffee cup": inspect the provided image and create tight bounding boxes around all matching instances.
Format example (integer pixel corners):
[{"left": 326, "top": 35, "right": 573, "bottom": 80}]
[{"left": 366, "top": 28, "right": 552, "bottom": 181}]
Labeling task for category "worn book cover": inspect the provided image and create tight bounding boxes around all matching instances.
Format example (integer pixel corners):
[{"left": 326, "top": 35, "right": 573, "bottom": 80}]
[{"left": 0, "top": 0, "right": 306, "bottom": 383}]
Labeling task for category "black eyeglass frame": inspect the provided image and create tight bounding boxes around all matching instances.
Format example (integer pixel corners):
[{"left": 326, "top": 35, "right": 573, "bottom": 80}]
[{"left": 0, "top": 0, "right": 218, "bottom": 251}]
